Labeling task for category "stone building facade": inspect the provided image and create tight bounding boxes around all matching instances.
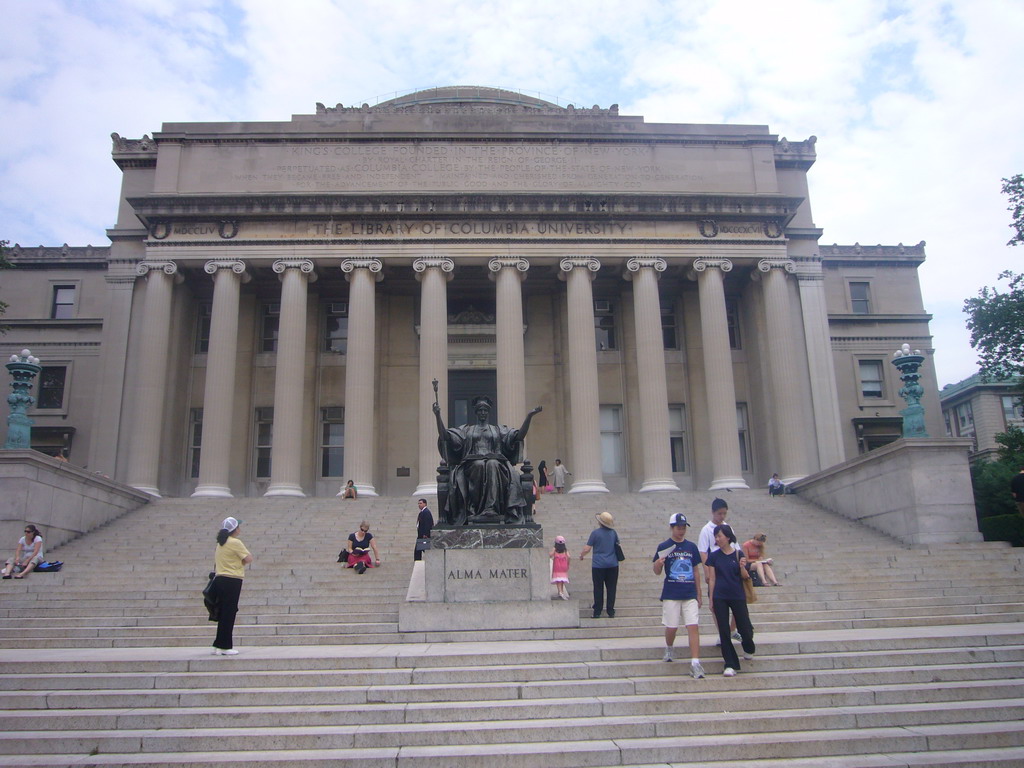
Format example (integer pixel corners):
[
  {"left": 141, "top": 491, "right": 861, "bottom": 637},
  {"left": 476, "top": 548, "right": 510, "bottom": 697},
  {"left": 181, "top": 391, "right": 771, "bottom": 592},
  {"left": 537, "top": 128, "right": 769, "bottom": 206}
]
[
  {"left": 940, "top": 374, "right": 1024, "bottom": 462},
  {"left": 0, "top": 86, "right": 944, "bottom": 497}
]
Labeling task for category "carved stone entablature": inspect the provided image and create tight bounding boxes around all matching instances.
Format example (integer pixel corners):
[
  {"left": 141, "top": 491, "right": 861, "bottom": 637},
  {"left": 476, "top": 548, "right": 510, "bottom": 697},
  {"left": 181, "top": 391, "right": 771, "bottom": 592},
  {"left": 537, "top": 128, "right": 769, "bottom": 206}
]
[
  {"left": 774, "top": 136, "right": 817, "bottom": 169},
  {"left": 219, "top": 221, "right": 239, "bottom": 239},
  {"left": 312, "top": 87, "right": 620, "bottom": 117},
  {"left": 125, "top": 193, "right": 804, "bottom": 223},
  {"left": 110, "top": 133, "right": 158, "bottom": 170},
  {"left": 487, "top": 257, "right": 529, "bottom": 280},
  {"left": 413, "top": 257, "right": 455, "bottom": 281},
  {"left": 272, "top": 259, "right": 317, "bottom": 283},
  {"left": 763, "top": 220, "right": 784, "bottom": 239},
  {"left": 820, "top": 241, "right": 927, "bottom": 267},
  {"left": 203, "top": 260, "right": 249, "bottom": 283},
  {"left": 698, "top": 220, "right": 719, "bottom": 238},
  {"left": 136, "top": 261, "right": 178, "bottom": 277},
  {"left": 340, "top": 258, "right": 384, "bottom": 282},
  {"left": 757, "top": 258, "right": 797, "bottom": 274},
  {"left": 692, "top": 258, "right": 733, "bottom": 273},
  {"left": 624, "top": 257, "right": 667, "bottom": 281},
  {"left": 558, "top": 257, "right": 601, "bottom": 281},
  {"left": 8, "top": 244, "right": 109, "bottom": 265}
]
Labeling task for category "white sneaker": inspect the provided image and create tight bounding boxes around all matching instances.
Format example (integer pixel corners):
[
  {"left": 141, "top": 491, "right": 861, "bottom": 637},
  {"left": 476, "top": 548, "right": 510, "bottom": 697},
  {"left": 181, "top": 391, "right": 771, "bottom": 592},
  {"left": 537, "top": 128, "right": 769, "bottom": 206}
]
[
  {"left": 220, "top": 649, "right": 239, "bottom": 656},
  {"left": 662, "top": 648, "right": 674, "bottom": 662},
  {"left": 731, "top": 631, "right": 742, "bottom": 642},
  {"left": 691, "top": 661, "right": 705, "bottom": 679},
  {"left": 723, "top": 667, "right": 736, "bottom": 677},
  {"left": 742, "top": 651, "right": 754, "bottom": 660},
  {"left": 560, "top": 593, "right": 569, "bottom": 601}
]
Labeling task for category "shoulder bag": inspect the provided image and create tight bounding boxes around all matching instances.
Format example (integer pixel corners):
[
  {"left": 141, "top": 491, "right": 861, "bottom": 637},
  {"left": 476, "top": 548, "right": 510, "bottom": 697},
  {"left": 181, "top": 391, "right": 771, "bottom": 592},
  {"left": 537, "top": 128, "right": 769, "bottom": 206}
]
[{"left": 736, "top": 551, "right": 757, "bottom": 604}]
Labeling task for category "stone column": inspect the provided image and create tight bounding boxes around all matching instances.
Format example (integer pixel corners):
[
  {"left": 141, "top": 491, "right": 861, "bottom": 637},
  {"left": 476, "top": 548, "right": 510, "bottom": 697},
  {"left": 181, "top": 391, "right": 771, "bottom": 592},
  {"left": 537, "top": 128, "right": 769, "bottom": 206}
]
[
  {"left": 193, "top": 260, "right": 248, "bottom": 498},
  {"left": 413, "top": 257, "right": 454, "bottom": 497},
  {"left": 797, "top": 270, "right": 845, "bottom": 469},
  {"left": 340, "top": 258, "right": 383, "bottom": 497},
  {"left": 758, "top": 258, "right": 810, "bottom": 484},
  {"left": 489, "top": 257, "right": 529, "bottom": 427},
  {"left": 558, "top": 257, "right": 609, "bottom": 494},
  {"left": 626, "top": 257, "right": 680, "bottom": 492},
  {"left": 693, "top": 258, "right": 748, "bottom": 490},
  {"left": 125, "top": 261, "right": 180, "bottom": 496},
  {"left": 265, "top": 259, "right": 316, "bottom": 497}
]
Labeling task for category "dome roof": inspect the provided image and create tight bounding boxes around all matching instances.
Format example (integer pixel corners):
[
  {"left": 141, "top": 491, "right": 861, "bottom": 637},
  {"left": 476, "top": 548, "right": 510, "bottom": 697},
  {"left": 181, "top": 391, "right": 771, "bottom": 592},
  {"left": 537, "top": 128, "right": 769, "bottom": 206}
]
[{"left": 376, "top": 86, "right": 560, "bottom": 110}]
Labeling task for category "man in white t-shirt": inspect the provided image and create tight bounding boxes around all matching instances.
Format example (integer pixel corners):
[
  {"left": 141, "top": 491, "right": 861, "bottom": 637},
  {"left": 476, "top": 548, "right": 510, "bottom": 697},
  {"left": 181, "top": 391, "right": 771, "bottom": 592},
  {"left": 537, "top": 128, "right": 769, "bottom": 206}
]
[{"left": 699, "top": 497, "right": 740, "bottom": 642}]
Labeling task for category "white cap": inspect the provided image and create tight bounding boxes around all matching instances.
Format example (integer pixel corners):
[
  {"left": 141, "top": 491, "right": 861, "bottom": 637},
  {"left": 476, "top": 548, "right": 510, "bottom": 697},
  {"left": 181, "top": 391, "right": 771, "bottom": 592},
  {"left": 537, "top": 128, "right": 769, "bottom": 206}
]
[{"left": 222, "top": 517, "right": 241, "bottom": 533}]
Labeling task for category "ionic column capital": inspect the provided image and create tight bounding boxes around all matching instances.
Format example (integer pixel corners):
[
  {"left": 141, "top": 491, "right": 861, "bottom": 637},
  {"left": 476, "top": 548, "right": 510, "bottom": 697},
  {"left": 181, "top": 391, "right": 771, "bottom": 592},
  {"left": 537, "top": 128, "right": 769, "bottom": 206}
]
[
  {"left": 204, "top": 259, "right": 250, "bottom": 283},
  {"left": 136, "top": 260, "right": 178, "bottom": 277},
  {"left": 558, "top": 257, "right": 600, "bottom": 281},
  {"left": 413, "top": 257, "right": 455, "bottom": 282},
  {"left": 340, "top": 258, "right": 384, "bottom": 282},
  {"left": 624, "top": 257, "right": 667, "bottom": 281},
  {"left": 757, "top": 258, "right": 796, "bottom": 274},
  {"left": 692, "top": 258, "right": 733, "bottom": 273},
  {"left": 273, "top": 258, "right": 317, "bottom": 283},
  {"left": 487, "top": 257, "right": 529, "bottom": 282}
]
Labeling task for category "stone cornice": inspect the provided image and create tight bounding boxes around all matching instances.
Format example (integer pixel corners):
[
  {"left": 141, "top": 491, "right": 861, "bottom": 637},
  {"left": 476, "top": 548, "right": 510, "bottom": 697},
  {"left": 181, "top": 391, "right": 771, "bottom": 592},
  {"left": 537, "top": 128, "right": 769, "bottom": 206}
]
[
  {"left": 110, "top": 133, "right": 158, "bottom": 170},
  {"left": 820, "top": 242, "right": 926, "bottom": 266},
  {"left": 125, "top": 192, "right": 804, "bottom": 226},
  {"left": 8, "top": 244, "right": 110, "bottom": 266}
]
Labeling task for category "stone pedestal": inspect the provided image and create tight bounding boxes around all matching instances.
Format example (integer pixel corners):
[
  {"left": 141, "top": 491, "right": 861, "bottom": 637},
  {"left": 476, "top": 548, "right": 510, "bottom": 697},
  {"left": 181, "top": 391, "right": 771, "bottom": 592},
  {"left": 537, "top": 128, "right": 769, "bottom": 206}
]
[{"left": 399, "top": 525, "right": 580, "bottom": 632}]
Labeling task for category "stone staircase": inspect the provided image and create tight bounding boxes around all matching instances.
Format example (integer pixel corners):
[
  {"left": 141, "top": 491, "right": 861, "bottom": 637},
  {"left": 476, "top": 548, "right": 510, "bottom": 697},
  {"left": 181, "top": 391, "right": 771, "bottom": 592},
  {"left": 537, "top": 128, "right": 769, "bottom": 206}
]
[{"left": 0, "top": 489, "right": 1023, "bottom": 767}]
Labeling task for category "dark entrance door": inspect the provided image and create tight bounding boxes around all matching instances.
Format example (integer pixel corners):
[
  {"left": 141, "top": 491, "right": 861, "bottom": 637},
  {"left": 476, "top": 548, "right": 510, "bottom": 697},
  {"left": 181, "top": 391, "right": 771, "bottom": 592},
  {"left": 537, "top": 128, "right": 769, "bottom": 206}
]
[{"left": 448, "top": 370, "right": 497, "bottom": 427}]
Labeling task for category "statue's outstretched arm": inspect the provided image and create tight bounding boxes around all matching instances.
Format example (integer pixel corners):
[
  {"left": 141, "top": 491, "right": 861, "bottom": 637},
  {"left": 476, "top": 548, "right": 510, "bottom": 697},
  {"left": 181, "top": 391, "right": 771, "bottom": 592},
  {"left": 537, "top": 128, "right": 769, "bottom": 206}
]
[
  {"left": 518, "top": 406, "right": 543, "bottom": 439},
  {"left": 432, "top": 402, "right": 447, "bottom": 438}
]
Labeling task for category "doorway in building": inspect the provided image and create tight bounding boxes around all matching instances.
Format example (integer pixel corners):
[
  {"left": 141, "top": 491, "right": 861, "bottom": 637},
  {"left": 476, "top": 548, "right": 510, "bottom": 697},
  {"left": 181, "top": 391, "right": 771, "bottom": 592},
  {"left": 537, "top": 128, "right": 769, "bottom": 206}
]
[{"left": 448, "top": 370, "right": 497, "bottom": 427}]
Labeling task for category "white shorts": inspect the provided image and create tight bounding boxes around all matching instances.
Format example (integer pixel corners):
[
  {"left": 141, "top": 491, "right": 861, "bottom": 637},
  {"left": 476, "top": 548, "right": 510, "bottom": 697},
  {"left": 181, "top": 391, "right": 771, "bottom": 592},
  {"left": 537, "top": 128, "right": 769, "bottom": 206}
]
[{"left": 662, "top": 599, "right": 699, "bottom": 628}]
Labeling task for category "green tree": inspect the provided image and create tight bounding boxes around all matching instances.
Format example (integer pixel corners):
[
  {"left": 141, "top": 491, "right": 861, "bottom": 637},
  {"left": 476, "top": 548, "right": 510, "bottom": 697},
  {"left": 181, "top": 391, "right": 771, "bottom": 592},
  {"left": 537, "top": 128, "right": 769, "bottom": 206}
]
[
  {"left": 963, "top": 270, "right": 1024, "bottom": 382},
  {"left": 1003, "top": 174, "right": 1024, "bottom": 247}
]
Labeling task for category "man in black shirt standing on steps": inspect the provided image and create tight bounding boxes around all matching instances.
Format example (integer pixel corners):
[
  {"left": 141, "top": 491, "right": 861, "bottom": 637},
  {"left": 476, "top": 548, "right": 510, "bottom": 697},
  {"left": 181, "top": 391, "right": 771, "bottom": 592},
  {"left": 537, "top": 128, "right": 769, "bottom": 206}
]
[{"left": 414, "top": 498, "right": 434, "bottom": 561}]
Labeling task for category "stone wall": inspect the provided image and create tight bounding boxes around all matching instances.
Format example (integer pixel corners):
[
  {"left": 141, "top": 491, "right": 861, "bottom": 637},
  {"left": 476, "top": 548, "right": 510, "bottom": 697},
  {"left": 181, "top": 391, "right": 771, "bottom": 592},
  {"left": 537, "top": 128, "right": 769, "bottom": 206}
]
[
  {"left": 790, "top": 438, "right": 980, "bottom": 546},
  {"left": 0, "top": 450, "right": 150, "bottom": 551}
]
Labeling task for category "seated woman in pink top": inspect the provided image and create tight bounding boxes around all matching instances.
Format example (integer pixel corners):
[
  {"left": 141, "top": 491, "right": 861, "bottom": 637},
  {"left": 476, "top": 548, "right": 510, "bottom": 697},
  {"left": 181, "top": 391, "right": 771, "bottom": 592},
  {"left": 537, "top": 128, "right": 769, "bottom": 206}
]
[{"left": 741, "top": 533, "right": 780, "bottom": 586}]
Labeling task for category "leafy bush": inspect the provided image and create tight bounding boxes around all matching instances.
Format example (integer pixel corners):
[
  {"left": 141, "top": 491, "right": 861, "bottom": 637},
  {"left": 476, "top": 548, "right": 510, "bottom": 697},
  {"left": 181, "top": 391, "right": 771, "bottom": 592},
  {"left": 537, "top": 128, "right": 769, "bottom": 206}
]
[
  {"left": 979, "top": 514, "right": 1024, "bottom": 547},
  {"left": 971, "top": 459, "right": 1020, "bottom": 520}
]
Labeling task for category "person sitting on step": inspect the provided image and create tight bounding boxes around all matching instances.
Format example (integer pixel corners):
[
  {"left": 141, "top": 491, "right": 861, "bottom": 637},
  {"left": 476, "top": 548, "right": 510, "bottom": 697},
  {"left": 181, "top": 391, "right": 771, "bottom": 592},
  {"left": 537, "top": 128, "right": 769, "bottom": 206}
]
[
  {"left": 344, "top": 521, "right": 380, "bottom": 573},
  {"left": 2, "top": 524, "right": 44, "bottom": 579},
  {"left": 741, "top": 533, "right": 780, "bottom": 586}
]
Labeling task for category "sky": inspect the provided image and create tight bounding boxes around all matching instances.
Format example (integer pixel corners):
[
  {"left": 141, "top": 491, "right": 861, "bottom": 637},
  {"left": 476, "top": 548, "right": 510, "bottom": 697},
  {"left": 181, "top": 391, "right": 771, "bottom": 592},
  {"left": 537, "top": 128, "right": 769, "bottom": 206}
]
[{"left": 1, "top": 0, "right": 1022, "bottom": 387}]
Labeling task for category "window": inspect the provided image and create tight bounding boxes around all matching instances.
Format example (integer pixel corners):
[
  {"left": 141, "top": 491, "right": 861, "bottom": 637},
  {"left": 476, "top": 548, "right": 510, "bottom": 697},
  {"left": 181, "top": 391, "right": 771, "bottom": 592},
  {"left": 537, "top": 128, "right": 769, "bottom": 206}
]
[
  {"left": 600, "top": 405, "right": 624, "bottom": 474},
  {"left": 195, "top": 303, "right": 212, "bottom": 353},
  {"left": 254, "top": 407, "right": 273, "bottom": 478},
  {"left": 955, "top": 401, "right": 975, "bottom": 437},
  {"left": 1003, "top": 395, "right": 1024, "bottom": 424},
  {"left": 858, "top": 360, "right": 885, "bottom": 399},
  {"left": 36, "top": 366, "right": 67, "bottom": 409},
  {"left": 668, "top": 405, "right": 687, "bottom": 472},
  {"left": 594, "top": 301, "right": 615, "bottom": 351},
  {"left": 726, "top": 301, "right": 741, "bottom": 349},
  {"left": 850, "top": 282, "right": 871, "bottom": 314},
  {"left": 943, "top": 410, "right": 953, "bottom": 437},
  {"left": 661, "top": 300, "right": 678, "bottom": 350},
  {"left": 321, "top": 407, "right": 345, "bottom": 477},
  {"left": 51, "top": 285, "right": 76, "bottom": 319},
  {"left": 737, "top": 404, "right": 751, "bottom": 472},
  {"left": 189, "top": 409, "right": 203, "bottom": 478},
  {"left": 260, "top": 303, "right": 280, "bottom": 352},
  {"left": 324, "top": 302, "right": 349, "bottom": 354}
]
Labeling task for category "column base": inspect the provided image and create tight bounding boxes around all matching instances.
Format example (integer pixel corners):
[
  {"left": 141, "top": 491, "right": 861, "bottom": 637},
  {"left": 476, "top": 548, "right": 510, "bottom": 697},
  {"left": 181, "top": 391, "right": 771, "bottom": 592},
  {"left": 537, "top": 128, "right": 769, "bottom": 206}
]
[
  {"left": 568, "top": 480, "right": 609, "bottom": 494},
  {"left": 192, "top": 485, "right": 234, "bottom": 498},
  {"left": 413, "top": 482, "right": 438, "bottom": 497},
  {"left": 340, "top": 483, "right": 378, "bottom": 497},
  {"left": 265, "top": 484, "right": 306, "bottom": 498},
  {"left": 708, "top": 477, "right": 749, "bottom": 491},
  {"left": 639, "top": 479, "right": 681, "bottom": 493},
  {"left": 130, "top": 484, "right": 162, "bottom": 498}
]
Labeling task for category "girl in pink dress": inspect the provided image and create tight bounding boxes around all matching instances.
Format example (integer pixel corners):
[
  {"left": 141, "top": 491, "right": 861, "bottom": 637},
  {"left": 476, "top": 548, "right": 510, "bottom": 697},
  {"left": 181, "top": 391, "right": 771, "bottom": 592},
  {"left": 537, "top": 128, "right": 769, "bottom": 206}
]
[{"left": 550, "top": 535, "right": 570, "bottom": 600}]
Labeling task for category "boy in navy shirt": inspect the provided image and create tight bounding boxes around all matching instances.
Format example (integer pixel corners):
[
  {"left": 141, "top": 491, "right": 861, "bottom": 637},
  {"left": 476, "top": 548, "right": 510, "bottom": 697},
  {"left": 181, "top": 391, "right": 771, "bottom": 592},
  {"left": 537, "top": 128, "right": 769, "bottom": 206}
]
[{"left": 653, "top": 513, "right": 705, "bottom": 679}]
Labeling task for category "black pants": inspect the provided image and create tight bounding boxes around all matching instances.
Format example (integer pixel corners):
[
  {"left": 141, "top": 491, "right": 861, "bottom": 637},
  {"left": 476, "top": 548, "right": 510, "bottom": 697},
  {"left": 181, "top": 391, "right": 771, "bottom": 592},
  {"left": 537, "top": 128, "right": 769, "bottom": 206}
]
[
  {"left": 712, "top": 597, "right": 755, "bottom": 670},
  {"left": 592, "top": 566, "right": 619, "bottom": 615},
  {"left": 212, "top": 575, "right": 243, "bottom": 650}
]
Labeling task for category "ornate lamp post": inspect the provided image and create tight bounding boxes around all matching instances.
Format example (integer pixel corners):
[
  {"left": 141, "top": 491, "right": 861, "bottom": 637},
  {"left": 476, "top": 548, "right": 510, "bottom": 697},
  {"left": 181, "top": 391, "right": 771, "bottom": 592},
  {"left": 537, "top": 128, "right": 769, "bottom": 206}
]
[
  {"left": 891, "top": 343, "right": 929, "bottom": 438},
  {"left": 4, "top": 349, "right": 42, "bottom": 450}
]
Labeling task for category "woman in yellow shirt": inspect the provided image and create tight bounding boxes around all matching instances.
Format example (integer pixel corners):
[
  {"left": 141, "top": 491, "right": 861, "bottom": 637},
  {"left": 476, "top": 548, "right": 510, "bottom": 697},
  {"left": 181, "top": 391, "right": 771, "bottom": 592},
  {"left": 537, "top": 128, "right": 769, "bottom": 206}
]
[{"left": 212, "top": 517, "right": 253, "bottom": 655}]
